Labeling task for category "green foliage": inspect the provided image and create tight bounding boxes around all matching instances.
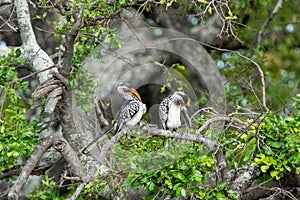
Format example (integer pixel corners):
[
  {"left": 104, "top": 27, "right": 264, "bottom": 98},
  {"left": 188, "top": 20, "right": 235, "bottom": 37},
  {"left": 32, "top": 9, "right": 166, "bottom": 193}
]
[
  {"left": 113, "top": 135, "right": 236, "bottom": 199},
  {"left": 83, "top": 174, "right": 109, "bottom": 198},
  {"left": 70, "top": 67, "right": 98, "bottom": 114},
  {"left": 27, "top": 174, "right": 64, "bottom": 200},
  {"left": 196, "top": 183, "right": 238, "bottom": 200},
  {"left": 222, "top": 96, "right": 300, "bottom": 180},
  {"left": 42, "top": 0, "right": 125, "bottom": 114},
  {"left": 0, "top": 49, "right": 39, "bottom": 174},
  {"left": 52, "top": 0, "right": 125, "bottom": 65},
  {"left": 251, "top": 109, "right": 300, "bottom": 180},
  {"left": 215, "top": 0, "right": 300, "bottom": 111},
  {"left": 82, "top": 170, "right": 122, "bottom": 199},
  {"left": 156, "top": 62, "right": 191, "bottom": 94}
]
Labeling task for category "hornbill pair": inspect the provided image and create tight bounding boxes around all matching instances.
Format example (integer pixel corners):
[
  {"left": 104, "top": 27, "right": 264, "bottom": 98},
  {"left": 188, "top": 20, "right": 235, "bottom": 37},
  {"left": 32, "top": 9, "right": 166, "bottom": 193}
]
[{"left": 82, "top": 84, "right": 190, "bottom": 154}]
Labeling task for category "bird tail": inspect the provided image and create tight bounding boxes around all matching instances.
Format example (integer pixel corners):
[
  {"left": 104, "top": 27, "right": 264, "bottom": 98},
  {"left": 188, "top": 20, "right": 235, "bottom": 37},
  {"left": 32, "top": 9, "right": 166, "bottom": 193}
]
[{"left": 82, "top": 124, "right": 116, "bottom": 154}]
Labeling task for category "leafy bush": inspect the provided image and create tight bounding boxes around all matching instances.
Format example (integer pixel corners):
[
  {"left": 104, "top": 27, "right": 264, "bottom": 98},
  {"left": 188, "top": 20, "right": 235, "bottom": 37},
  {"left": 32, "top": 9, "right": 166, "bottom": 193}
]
[
  {"left": 251, "top": 96, "right": 300, "bottom": 180},
  {"left": 0, "top": 49, "right": 39, "bottom": 174}
]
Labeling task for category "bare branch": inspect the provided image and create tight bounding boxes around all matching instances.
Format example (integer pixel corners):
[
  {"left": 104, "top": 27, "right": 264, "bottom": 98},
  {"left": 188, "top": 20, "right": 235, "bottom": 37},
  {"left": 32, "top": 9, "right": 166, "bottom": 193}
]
[
  {"left": 53, "top": 138, "right": 85, "bottom": 179},
  {"left": 94, "top": 96, "right": 110, "bottom": 128},
  {"left": 8, "top": 133, "right": 84, "bottom": 200},
  {"left": 98, "top": 128, "right": 129, "bottom": 165},
  {"left": 196, "top": 115, "right": 248, "bottom": 134},
  {"left": 45, "top": 87, "right": 63, "bottom": 114},
  {"left": 0, "top": 167, "right": 21, "bottom": 180},
  {"left": 254, "top": 0, "right": 283, "bottom": 47},
  {"left": 67, "top": 165, "right": 99, "bottom": 200},
  {"left": 138, "top": 124, "right": 217, "bottom": 152},
  {"left": 8, "top": 134, "right": 57, "bottom": 200},
  {"left": 175, "top": 37, "right": 269, "bottom": 111}
]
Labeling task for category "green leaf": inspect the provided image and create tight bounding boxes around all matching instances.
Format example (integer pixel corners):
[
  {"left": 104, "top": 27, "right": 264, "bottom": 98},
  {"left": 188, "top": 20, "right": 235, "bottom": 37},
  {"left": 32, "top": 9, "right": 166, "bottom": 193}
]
[
  {"left": 0, "top": 126, "right": 4, "bottom": 133},
  {"left": 270, "top": 170, "right": 279, "bottom": 178},
  {"left": 160, "top": 85, "right": 166, "bottom": 93},
  {"left": 243, "top": 138, "right": 257, "bottom": 162},
  {"left": 15, "top": 48, "right": 22, "bottom": 57},
  {"left": 284, "top": 165, "right": 292, "bottom": 172},
  {"left": 271, "top": 141, "right": 283, "bottom": 148},
  {"left": 148, "top": 182, "right": 156, "bottom": 191},
  {"left": 260, "top": 165, "right": 269, "bottom": 172},
  {"left": 180, "top": 188, "right": 186, "bottom": 197},
  {"left": 208, "top": 6, "right": 212, "bottom": 15}
]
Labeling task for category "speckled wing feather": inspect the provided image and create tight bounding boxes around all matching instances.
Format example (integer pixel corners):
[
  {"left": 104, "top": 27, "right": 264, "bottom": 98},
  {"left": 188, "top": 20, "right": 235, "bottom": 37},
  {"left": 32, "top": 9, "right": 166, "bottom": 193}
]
[{"left": 158, "top": 96, "right": 172, "bottom": 129}]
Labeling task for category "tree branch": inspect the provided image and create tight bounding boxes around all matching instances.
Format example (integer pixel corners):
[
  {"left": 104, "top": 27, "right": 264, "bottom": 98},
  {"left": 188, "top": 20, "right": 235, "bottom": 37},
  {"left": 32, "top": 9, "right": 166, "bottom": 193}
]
[
  {"left": 196, "top": 115, "right": 248, "bottom": 134},
  {"left": 8, "top": 134, "right": 57, "bottom": 200},
  {"left": 53, "top": 137, "right": 85, "bottom": 179},
  {"left": 8, "top": 133, "right": 84, "bottom": 200},
  {"left": 139, "top": 124, "right": 217, "bottom": 151},
  {"left": 186, "top": 38, "right": 269, "bottom": 111},
  {"left": 14, "top": 0, "right": 57, "bottom": 83},
  {"left": 60, "top": 6, "right": 83, "bottom": 78},
  {"left": 254, "top": 0, "right": 283, "bottom": 47}
]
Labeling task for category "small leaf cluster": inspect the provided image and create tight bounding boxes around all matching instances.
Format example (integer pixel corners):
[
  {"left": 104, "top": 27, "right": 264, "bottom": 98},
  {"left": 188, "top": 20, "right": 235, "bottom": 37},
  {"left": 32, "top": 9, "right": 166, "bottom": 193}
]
[
  {"left": 70, "top": 67, "right": 98, "bottom": 114},
  {"left": 196, "top": 182, "right": 237, "bottom": 200},
  {"left": 0, "top": 49, "right": 39, "bottom": 174},
  {"left": 27, "top": 174, "right": 64, "bottom": 200},
  {"left": 52, "top": 0, "right": 125, "bottom": 65},
  {"left": 251, "top": 109, "right": 300, "bottom": 180},
  {"left": 224, "top": 126, "right": 257, "bottom": 168}
]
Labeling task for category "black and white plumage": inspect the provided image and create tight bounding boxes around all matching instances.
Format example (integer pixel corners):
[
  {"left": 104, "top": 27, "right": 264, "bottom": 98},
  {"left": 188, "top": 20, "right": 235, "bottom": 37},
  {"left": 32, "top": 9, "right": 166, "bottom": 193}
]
[
  {"left": 82, "top": 84, "right": 146, "bottom": 154},
  {"left": 158, "top": 91, "right": 191, "bottom": 147}
]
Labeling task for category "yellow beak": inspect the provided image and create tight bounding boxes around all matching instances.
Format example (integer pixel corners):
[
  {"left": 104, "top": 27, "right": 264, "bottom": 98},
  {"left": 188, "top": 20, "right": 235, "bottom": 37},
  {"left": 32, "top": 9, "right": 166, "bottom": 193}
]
[{"left": 130, "top": 88, "right": 142, "bottom": 101}]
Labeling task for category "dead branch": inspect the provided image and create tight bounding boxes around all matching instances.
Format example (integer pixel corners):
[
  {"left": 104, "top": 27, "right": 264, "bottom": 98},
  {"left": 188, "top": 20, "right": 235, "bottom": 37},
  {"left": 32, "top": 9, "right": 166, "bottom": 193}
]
[
  {"left": 33, "top": 79, "right": 62, "bottom": 98},
  {"left": 196, "top": 115, "right": 248, "bottom": 134},
  {"left": 53, "top": 138, "right": 85, "bottom": 179},
  {"left": 98, "top": 128, "right": 129, "bottom": 165},
  {"left": 44, "top": 87, "right": 63, "bottom": 114},
  {"left": 185, "top": 38, "right": 269, "bottom": 111},
  {"left": 67, "top": 165, "right": 98, "bottom": 200},
  {"left": 0, "top": 167, "right": 21, "bottom": 180},
  {"left": 94, "top": 96, "right": 110, "bottom": 128},
  {"left": 139, "top": 124, "right": 217, "bottom": 151},
  {"left": 8, "top": 133, "right": 84, "bottom": 200},
  {"left": 33, "top": 75, "right": 66, "bottom": 114},
  {"left": 8, "top": 134, "right": 57, "bottom": 200}
]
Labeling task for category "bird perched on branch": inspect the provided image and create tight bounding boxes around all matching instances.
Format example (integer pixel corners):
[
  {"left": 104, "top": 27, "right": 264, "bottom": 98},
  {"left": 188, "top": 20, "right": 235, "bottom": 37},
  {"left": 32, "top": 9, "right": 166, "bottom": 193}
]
[
  {"left": 158, "top": 91, "right": 191, "bottom": 147},
  {"left": 82, "top": 83, "right": 146, "bottom": 154}
]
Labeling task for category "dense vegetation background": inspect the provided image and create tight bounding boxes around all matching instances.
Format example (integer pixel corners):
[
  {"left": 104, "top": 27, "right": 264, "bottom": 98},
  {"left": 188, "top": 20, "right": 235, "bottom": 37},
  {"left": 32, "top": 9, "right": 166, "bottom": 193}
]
[{"left": 0, "top": 0, "right": 299, "bottom": 199}]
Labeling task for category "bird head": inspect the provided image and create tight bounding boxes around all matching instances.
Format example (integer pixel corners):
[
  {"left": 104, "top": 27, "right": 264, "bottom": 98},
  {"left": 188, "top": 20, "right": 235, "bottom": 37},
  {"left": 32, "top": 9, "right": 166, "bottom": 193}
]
[
  {"left": 172, "top": 91, "right": 188, "bottom": 107},
  {"left": 117, "top": 83, "right": 142, "bottom": 101}
]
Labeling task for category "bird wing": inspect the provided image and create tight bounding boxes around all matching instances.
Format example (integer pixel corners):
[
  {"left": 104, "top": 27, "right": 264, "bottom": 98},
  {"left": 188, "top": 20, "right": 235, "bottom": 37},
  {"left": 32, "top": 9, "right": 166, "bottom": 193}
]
[
  {"left": 116, "top": 100, "right": 143, "bottom": 128},
  {"left": 181, "top": 106, "right": 191, "bottom": 129},
  {"left": 158, "top": 97, "right": 171, "bottom": 129}
]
